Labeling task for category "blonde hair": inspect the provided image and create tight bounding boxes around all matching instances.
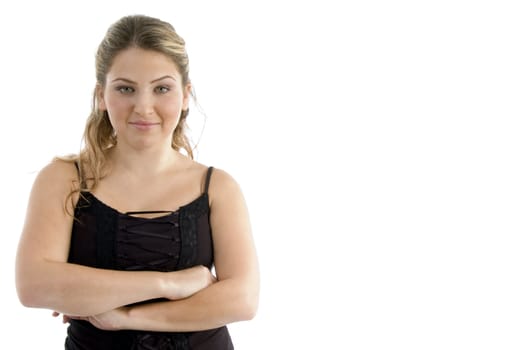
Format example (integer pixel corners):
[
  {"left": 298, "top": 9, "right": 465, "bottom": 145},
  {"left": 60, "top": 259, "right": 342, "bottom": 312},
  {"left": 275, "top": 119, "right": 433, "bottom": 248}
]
[{"left": 64, "top": 14, "right": 194, "bottom": 193}]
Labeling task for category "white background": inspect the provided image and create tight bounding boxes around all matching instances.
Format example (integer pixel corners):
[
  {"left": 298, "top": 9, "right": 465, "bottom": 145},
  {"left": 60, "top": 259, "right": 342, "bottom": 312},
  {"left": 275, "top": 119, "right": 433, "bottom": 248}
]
[{"left": 1, "top": 0, "right": 525, "bottom": 349}]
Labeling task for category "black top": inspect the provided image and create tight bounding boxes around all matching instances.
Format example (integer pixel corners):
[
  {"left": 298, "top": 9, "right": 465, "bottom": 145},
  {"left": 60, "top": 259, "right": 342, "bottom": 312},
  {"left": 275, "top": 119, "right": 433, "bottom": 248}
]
[{"left": 65, "top": 166, "right": 234, "bottom": 349}]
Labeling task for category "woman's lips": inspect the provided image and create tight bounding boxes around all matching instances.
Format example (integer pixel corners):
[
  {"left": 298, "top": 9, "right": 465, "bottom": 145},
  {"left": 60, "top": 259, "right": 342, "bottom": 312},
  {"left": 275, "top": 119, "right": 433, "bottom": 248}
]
[{"left": 129, "top": 121, "right": 160, "bottom": 130}]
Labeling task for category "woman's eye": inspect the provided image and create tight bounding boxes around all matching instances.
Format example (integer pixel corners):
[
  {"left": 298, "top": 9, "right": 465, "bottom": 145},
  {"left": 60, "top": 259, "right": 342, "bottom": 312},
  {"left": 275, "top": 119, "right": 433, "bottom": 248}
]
[
  {"left": 155, "top": 86, "right": 170, "bottom": 94},
  {"left": 117, "top": 86, "right": 134, "bottom": 94}
]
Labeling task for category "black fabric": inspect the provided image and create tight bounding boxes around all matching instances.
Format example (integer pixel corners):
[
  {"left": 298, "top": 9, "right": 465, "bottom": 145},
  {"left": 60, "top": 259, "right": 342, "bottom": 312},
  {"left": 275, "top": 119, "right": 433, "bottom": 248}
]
[
  {"left": 203, "top": 167, "right": 214, "bottom": 194},
  {"left": 66, "top": 167, "right": 233, "bottom": 349}
]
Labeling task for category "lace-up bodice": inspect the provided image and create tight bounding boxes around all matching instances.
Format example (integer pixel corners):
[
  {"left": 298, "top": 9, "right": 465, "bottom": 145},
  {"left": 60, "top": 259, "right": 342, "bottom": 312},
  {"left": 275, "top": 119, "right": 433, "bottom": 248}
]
[{"left": 65, "top": 167, "right": 234, "bottom": 350}]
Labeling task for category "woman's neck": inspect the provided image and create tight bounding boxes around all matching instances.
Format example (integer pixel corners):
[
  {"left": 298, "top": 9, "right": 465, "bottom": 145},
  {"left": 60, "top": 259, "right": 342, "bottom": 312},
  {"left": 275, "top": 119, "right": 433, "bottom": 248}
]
[{"left": 108, "top": 144, "right": 186, "bottom": 179}]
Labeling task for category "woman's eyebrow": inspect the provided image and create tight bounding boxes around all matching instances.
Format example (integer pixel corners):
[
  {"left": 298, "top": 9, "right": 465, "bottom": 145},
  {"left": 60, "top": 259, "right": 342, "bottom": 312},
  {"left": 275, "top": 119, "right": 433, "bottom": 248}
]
[
  {"left": 150, "top": 75, "right": 177, "bottom": 83},
  {"left": 110, "top": 77, "right": 136, "bottom": 84},
  {"left": 110, "top": 75, "right": 177, "bottom": 84}
]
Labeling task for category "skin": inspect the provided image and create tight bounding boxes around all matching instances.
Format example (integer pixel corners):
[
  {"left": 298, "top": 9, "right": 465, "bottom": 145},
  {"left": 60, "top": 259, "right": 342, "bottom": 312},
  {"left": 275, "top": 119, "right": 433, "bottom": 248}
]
[{"left": 16, "top": 47, "right": 259, "bottom": 331}]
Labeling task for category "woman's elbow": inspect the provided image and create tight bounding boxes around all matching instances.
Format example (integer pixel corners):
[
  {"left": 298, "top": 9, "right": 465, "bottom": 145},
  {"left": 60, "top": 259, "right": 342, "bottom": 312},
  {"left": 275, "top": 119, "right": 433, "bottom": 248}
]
[
  {"left": 236, "top": 286, "right": 259, "bottom": 321},
  {"left": 16, "top": 280, "right": 40, "bottom": 308},
  {"left": 15, "top": 268, "right": 53, "bottom": 309},
  {"left": 241, "top": 300, "right": 258, "bottom": 321},
  {"left": 15, "top": 259, "right": 43, "bottom": 308}
]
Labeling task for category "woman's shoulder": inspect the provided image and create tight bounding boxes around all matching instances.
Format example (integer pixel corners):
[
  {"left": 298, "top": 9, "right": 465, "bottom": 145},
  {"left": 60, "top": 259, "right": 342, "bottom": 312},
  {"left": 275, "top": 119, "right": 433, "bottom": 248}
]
[
  {"left": 205, "top": 165, "right": 243, "bottom": 200},
  {"left": 180, "top": 157, "right": 243, "bottom": 197},
  {"left": 187, "top": 159, "right": 239, "bottom": 189},
  {"left": 34, "top": 156, "right": 79, "bottom": 188}
]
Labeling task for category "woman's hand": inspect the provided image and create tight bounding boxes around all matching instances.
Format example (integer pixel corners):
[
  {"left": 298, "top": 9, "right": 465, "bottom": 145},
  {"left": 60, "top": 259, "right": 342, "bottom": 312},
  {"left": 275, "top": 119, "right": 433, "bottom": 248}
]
[
  {"left": 53, "top": 307, "right": 130, "bottom": 331},
  {"left": 52, "top": 310, "right": 71, "bottom": 324},
  {"left": 162, "top": 265, "right": 216, "bottom": 300}
]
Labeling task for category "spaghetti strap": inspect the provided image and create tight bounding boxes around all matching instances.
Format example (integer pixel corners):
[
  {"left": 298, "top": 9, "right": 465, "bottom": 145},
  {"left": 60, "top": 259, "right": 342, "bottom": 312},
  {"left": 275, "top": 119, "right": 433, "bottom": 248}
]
[
  {"left": 204, "top": 167, "right": 214, "bottom": 194},
  {"left": 73, "top": 160, "right": 86, "bottom": 190}
]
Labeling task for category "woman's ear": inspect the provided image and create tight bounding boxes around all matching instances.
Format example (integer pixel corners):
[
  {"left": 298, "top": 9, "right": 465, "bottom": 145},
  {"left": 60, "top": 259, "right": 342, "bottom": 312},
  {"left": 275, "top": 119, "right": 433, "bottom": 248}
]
[
  {"left": 182, "top": 83, "right": 192, "bottom": 110},
  {"left": 96, "top": 84, "right": 107, "bottom": 111}
]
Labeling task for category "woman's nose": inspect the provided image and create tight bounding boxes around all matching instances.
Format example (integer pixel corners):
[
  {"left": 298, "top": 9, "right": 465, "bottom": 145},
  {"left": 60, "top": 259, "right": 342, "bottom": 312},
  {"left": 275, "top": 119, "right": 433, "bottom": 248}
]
[{"left": 133, "top": 92, "right": 154, "bottom": 116}]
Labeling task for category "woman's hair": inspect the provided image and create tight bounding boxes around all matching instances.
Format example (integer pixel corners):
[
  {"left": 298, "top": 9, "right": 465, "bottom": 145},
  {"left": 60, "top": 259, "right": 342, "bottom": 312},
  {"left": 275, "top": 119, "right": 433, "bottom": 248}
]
[{"left": 66, "top": 14, "right": 194, "bottom": 193}]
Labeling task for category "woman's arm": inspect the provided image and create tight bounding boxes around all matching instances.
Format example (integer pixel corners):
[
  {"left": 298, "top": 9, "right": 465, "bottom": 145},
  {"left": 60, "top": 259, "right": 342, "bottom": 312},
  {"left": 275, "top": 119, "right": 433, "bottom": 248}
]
[
  {"left": 15, "top": 160, "right": 213, "bottom": 317},
  {"left": 111, "top": 168, "right": 260, "bottom": 331}
]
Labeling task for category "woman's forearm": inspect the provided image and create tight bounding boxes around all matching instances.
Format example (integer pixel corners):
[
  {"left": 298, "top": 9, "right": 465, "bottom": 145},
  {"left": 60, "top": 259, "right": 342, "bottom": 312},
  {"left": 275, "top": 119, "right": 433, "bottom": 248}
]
[
  {"left": 124, "top": 278, "right": 259, "bottom": 332},
  {"left": 17, "top": 260, "right": 166, "bottom": 316}
]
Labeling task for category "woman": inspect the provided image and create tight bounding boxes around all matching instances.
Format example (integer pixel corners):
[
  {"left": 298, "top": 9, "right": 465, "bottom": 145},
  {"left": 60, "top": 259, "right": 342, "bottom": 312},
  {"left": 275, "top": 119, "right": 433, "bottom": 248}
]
[{"left": 15, "top": 14, "right": 259, "bottom": 349}]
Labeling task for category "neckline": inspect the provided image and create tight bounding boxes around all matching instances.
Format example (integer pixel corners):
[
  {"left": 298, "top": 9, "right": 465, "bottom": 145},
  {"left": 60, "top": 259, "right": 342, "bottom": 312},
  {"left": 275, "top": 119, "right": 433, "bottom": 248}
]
[{"left": 80, "top": 191, "right": 208, "bottom": 220}]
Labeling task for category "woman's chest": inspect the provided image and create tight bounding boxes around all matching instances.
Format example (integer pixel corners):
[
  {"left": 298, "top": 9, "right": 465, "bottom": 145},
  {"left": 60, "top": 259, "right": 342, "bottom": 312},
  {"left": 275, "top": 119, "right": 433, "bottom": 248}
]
[{"left": 69, "top": 192, "right": 214, "bottom": 271}]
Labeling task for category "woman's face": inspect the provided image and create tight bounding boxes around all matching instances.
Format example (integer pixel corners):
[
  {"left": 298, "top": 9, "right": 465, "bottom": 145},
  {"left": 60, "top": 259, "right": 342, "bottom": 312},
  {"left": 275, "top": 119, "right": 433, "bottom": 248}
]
[{"left": 99, "top": 47, "right": 190, "bottom": 150}]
